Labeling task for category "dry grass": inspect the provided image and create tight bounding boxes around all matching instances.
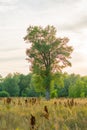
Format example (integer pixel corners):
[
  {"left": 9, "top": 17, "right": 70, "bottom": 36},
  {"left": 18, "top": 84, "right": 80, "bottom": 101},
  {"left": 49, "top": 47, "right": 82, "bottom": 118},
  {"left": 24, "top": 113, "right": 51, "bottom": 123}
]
[{"left": 0, "top": 98, "right": 87, "bottom": 130}]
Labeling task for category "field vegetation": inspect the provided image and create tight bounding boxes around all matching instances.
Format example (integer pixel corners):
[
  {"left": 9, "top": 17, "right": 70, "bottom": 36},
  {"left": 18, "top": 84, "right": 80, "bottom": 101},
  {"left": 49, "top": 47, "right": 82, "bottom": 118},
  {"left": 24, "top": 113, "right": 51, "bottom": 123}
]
[{"left": 0, "top": 97, "right": 87, "bottom": 130}]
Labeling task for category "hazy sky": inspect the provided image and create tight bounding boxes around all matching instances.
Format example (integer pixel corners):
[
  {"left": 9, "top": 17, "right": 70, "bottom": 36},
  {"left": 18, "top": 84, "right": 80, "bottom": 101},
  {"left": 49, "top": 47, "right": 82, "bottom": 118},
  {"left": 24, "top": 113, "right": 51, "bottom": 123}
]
[{"left": 0, "top": 0, "right": 87, "bottom": 77}]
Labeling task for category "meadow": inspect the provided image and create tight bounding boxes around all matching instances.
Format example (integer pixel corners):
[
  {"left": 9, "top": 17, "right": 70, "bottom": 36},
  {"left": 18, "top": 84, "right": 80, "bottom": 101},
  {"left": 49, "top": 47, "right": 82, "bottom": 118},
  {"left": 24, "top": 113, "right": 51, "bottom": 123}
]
[{"left": 0, "top": 97, "right": 87, "bottom": 130}]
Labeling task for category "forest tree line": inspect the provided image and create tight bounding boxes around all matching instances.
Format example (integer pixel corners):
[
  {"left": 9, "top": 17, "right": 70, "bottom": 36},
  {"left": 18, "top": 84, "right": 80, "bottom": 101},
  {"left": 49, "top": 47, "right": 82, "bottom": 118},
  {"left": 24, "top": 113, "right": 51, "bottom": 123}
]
[{"left": 0, "top": 72, "right": 87, "bottom": 98}]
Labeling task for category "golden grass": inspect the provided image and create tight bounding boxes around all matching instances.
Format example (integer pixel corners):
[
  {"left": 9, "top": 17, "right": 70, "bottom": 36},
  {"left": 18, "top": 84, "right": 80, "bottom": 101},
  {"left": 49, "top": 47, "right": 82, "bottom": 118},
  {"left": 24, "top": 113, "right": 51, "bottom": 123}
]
[{"left": 0, "top": 98, "right": 87, "bottom": 130}]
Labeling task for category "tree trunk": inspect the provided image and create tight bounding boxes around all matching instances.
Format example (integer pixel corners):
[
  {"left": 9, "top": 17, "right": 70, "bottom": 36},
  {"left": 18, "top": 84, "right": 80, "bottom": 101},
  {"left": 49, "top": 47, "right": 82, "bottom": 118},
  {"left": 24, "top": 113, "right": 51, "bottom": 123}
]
[
  {"left": 45, "top": 87, "right": 50, "bottom": 100},
  {"left": 45, "top": 68, "right": 51, "bottom": 100}
]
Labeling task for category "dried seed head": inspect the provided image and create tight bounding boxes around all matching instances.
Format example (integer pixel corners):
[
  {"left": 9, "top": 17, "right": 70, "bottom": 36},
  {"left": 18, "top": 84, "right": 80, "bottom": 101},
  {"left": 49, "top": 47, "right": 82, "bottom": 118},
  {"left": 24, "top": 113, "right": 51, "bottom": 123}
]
[
  {"left": 30, "top": 114, "right": 36, "bottom": 129},
  {"left": 6, "top": 98, "right": 11, "bottom": 104},
  {"left": 44, "top": 105, "right": 48, "bottom": 113}
]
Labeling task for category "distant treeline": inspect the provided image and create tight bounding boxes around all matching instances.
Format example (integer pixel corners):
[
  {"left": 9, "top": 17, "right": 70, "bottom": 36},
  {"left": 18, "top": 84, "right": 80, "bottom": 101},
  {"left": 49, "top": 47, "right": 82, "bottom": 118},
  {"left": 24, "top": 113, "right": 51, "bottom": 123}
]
[{"left": 0, "top": 72, "right": 87, "bottom": 98}]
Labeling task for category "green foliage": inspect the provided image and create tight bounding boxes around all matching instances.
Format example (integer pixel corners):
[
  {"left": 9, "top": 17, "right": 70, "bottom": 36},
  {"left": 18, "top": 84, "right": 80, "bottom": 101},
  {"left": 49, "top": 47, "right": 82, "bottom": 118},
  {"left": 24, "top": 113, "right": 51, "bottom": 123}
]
[
  {"left": 51, "top": 89, "right": 57, "bottom": 98},
  {"left": 18, "top": 74, "right": 31, "bottom": 96},
  {"left": 24, "top": 25, "right": 73, "bottom": 99},
  {"left": 26, "top": 87, "right": 40, "bottom": 97},
  {"left": 0, "top": 91, "right": 9, "bottom": 97},
  {"left": 31, "top": 74, "right": 45, "bottom": 93},
  {"left": 50, "top": 72, "right": 64, "bottom": 97},
  {"left": 0, "top": 82, "right": 3, "bottom": 91},
  {"left": 24, "top": 25, "right": 73, "bottom": 74},
  {"left": 3, "top": 74, "right": 20, "bottom": 96},
  {"left": 69, "top": 79, "right": 86, "bottom": 98},
  {"left": 0, "top": 72, "right": 87, "bottom": 98}
]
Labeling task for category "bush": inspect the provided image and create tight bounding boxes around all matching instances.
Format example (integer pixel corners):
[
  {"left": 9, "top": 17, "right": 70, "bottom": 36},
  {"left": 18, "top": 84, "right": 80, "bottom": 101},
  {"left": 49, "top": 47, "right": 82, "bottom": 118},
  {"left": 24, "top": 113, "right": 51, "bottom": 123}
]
[{"left": 0, "top": 91, "right": 10, "bottom": 97}]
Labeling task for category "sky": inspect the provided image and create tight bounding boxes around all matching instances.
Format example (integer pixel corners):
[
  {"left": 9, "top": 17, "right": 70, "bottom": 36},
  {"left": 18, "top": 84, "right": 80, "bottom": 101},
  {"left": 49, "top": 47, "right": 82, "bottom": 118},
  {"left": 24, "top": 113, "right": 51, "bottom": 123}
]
[{"left": 0, "top": 0, "right": 87, "bottom": 77}]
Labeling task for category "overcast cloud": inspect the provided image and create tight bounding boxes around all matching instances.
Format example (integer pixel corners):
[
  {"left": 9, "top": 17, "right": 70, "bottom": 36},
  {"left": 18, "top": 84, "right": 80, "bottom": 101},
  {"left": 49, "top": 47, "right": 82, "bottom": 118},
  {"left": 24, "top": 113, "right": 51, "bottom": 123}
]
[{"left": 0, "top": 0, "right": 87, "bottom": 76}]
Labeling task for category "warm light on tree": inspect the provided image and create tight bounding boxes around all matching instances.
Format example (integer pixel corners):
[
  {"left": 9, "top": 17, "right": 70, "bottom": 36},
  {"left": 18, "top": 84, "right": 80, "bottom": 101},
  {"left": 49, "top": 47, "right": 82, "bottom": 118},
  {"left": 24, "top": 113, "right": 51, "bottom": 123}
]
[{"left": 24, "top": 25, "right": 73, "bottom": 99}]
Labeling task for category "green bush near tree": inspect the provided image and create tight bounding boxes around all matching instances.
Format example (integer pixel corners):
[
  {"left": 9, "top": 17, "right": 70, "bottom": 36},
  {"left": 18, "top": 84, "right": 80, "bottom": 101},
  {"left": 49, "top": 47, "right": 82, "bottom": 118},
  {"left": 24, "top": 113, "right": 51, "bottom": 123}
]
[{"left": 0, "top": 91, "right": 10, "bottom": 97}]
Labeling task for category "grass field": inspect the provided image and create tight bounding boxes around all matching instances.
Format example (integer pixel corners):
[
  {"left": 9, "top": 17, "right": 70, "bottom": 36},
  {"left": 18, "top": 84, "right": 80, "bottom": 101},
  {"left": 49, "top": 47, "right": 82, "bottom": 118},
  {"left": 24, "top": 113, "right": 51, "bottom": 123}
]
[{"left": 0, "top": 97, "right": 87, "bottom": 130}]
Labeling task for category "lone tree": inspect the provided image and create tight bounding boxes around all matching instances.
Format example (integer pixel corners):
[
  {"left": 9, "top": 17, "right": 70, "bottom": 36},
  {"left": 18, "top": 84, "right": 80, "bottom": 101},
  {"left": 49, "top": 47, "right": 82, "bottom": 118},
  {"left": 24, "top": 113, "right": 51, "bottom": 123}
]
[{"left": 24, "top": 25, "right": 73, "bottom": 100}]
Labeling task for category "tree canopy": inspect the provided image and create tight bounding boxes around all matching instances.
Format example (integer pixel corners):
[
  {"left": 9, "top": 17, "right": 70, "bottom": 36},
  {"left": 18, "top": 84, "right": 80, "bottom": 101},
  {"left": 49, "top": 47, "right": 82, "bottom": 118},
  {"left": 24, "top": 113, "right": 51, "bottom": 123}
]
[{"left": 24, "top": 25, "right": 73, "bottom": 99}]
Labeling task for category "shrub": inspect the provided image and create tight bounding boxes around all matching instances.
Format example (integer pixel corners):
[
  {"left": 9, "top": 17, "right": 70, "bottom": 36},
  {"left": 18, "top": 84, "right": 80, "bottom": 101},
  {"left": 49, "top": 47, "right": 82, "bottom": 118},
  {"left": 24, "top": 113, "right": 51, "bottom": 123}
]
[{"left": 0, "top": 91, "right": 10, "bottom": 97}]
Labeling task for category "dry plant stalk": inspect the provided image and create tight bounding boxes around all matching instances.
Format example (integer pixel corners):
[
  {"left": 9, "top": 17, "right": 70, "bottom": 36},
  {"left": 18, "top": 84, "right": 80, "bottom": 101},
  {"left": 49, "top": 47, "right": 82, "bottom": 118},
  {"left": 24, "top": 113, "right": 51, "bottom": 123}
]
[
  {"left": 41, "top": 105, "right": 49, "bottom": 120},
  {"left": 6, "top": 98, "right": 11, "bottom": 104},
  {"left": 30, "top": 114, "right": 36, "bottom": 129}
]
